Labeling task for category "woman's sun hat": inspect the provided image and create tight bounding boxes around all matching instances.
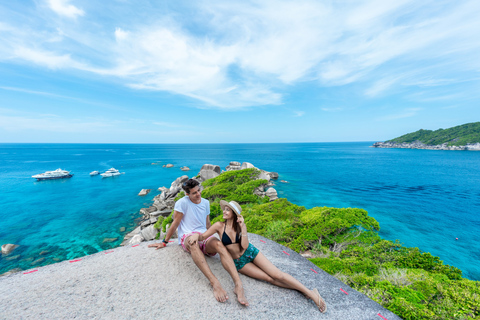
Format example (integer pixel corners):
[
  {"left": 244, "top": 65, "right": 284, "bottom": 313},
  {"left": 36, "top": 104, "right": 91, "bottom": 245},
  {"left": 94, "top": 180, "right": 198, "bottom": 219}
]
[{"left": 220, "top": 200, "right": 242, "bottom": 216}]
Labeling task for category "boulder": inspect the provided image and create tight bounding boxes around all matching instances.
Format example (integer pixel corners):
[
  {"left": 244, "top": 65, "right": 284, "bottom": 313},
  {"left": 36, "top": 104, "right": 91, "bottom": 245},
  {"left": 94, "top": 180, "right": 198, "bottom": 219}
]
[
  {"left": 257, "top": 171, "right": 271, "bottom": 181},
  {"left": 140, "top": 225, "right": 158, "bottom": 241},
  {"left": 265, "top": 187, "right": 278, "bottom": 201},
  {"left": 102, "top": 237, "right": 118, "bottom": 243},
  {"left": 240, "top": 162, "right": 255, "bottom": 169},
  {"left": 226, "top": 165, "right": 241, "bottom": 171},
  {"left": 138, "top": 189, "right": 151, "bottom": 196},
  {"left": 171, "top": 175, "right": 189, "bottom": 188},
  {"left": 267, "top": 172, "right": 279, "bottom": 179},
  {"left": 158, "top": 186, "right": 168, "bottom": 193},
  {"left": 165, "top": 164, "right": 174, "bottom": 168},
  {"left": 119, "top": 227, "right": 126, "bottom": 232},
  {"left": 1, "top": 244, "right": 18, "bottom": 255},
  {"left": 230, "top": 161, "right": 241, "bottom": 166},
  {"left": 127, "top": 234, "right": 144, "bottom": 246},
  {"left": 199, "top": 164, "right": 221, "bottom": 181},
  {"left": 150, "top": 208, "right": 172, "bottom": 217},
  {"left": 180, "top": 166, "right": 190, "bottom": 171}
]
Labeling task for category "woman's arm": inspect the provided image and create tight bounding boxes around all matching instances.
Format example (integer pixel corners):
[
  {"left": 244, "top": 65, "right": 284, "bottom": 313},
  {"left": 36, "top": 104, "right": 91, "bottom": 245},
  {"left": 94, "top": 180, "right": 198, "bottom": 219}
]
[
  {"left": 189, "top": 222, "right": 222, "bottom": 244},
  {"left": 238, "top": 215, "right": 249, "bottom": 249}
]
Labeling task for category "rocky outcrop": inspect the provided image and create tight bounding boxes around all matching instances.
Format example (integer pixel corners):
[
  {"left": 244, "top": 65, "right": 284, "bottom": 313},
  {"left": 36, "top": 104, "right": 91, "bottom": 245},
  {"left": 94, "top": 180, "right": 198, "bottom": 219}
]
[
  {"left": 165, "top": 164, "right": 174, "bottom": 168},
  {"left": 226, "top": 161, "right": 241, "bottom": 171},
  {"left": 265, "top": 187, "right": 278, "bottom": 201},
  {"left": 267, "top": 172, "right": 279, "bottom": 179},
  {"left": 199, "top": 164, "right": 221, "bottom": 181},
  {"left": 1, "top": 244, "right": 18, "bottom": 255},
  {"left": 372, "top": 141, "right": 480, "bottom": 151},
  {"left": 138, "top": 189, "right": 151, "bottom": 196},
  {"left": 180, "top": 166, "right": 190, "bottom": 171},
  {"left": 241, "top": 162, "right": 255, "bottom": 169}
]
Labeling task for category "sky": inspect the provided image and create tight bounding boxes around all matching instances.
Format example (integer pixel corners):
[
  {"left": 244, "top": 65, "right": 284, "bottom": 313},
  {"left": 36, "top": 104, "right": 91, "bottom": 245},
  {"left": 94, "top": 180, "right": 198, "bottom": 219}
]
[{"left": 0, "top": 0, "right": 479, "bottom": 143}]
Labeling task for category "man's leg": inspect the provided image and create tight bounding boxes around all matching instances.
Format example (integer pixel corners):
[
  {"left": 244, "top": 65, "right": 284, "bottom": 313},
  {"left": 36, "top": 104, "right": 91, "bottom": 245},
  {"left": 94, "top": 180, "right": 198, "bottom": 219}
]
[
  {"left": 184, "top": 236, "right": 229, "bottom": 302},
  {"left": 205, "top": 238, "right": 248, "bottom": 306}
]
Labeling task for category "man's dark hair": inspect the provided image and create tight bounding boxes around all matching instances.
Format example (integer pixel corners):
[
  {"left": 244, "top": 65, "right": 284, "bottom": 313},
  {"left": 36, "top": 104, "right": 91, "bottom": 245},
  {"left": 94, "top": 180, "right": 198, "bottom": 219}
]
[{"left": 182, "top": 179, "right": 200, "bottom": 194}]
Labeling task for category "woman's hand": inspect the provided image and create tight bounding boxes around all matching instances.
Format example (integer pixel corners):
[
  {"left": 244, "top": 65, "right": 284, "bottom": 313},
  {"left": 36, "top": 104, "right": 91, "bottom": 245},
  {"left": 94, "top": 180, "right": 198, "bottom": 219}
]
[
  {"left": 237, "top": 215, "right": 245, "bottom": 226},
  {"left": 188, "top": 233, "right": 200, "bottom": 245}
]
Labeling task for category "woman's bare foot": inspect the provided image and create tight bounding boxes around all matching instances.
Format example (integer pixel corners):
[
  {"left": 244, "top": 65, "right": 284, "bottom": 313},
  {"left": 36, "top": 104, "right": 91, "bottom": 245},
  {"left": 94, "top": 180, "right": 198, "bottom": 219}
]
[
  {"left": 312, "top": 288, "right": 327, "bottom": 313},
  {"left": 212, "top": 282, "right": 228, "bottom": 302},
  {"left": 234, "top": 284, "right": 249, "bottom": 306}
]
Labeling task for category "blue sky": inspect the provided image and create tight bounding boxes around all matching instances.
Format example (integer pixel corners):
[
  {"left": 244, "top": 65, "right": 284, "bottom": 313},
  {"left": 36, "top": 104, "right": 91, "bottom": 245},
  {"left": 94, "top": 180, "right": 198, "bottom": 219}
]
[{"left": 0, "top": 0, "right": 479, "bottom": 143}]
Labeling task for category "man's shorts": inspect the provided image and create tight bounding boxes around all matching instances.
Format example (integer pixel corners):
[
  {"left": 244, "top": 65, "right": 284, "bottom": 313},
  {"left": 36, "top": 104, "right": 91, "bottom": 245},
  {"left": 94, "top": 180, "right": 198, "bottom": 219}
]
[{"left": 181, "top": 232, "right": 217, "bottom": 257}]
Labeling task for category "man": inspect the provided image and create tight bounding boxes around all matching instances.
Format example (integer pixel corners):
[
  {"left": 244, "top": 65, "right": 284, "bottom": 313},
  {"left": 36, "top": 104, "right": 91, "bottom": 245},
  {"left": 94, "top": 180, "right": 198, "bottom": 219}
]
[{"left": 148, "top": 178, "right": 248, "bottom": 306}]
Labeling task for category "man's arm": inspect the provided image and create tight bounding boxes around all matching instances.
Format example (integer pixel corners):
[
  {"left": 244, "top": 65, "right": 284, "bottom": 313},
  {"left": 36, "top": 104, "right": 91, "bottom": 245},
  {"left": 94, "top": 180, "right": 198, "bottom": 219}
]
[
  {"left": 148, "top": 210, "right": 183, "bottom": 250},
  {"left": 164, "top": 210, "right": 183, "bottom": 242},
  {"left": 206, "top": 215, "right": 212, "bottom": 229}
]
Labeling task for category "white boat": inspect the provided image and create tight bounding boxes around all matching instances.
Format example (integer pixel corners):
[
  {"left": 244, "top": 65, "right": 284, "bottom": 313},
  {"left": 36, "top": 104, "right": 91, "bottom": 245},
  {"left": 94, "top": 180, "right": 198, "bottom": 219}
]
[
  {"left": 32, "top": 168, "right": 73, "bottom": 181},
  {"left": 90, "top": 171, "right": 100, "bottom": 176},
  {"left": 101, "top": 168, "right": 121, "bottom": 177}
]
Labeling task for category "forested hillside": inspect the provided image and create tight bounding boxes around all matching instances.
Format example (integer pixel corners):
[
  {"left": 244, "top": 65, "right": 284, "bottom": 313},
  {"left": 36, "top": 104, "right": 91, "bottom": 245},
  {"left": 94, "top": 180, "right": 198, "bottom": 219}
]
[{"left": 387, "top": 122, "right": 480, "bottom": 146}]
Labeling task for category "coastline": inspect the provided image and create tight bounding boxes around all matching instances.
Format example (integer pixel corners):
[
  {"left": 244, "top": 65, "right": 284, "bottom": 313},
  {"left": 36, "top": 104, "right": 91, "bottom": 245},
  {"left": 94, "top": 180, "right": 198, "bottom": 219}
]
[{"left": 372, "top": 141, "right": 480, "bottom": 150}]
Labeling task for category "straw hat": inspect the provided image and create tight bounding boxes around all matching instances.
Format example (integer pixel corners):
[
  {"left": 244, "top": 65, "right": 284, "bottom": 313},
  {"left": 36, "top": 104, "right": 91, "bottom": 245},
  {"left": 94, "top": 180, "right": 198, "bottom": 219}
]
[{"left": 220, "top": 200, "right": 242, "bottom": 216}]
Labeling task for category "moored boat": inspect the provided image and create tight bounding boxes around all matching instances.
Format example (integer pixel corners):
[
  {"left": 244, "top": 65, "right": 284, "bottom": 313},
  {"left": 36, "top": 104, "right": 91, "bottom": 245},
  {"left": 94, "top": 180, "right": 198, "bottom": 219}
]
[
  {"left": 32, "top": 169, "right": 73, "bottom": 181},
  {"left": 101, "top": 168, "right": 121, "bottom": 177},
  {"left": 90, "top": 171, "right": 100, "bottom": 176}
]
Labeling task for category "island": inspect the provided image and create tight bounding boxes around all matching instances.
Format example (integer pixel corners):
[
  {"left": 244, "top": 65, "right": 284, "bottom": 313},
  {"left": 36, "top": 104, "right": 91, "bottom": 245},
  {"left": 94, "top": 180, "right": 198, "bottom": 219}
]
[{"left": 372, "top": 122, "right": 480, "bottom": 150}]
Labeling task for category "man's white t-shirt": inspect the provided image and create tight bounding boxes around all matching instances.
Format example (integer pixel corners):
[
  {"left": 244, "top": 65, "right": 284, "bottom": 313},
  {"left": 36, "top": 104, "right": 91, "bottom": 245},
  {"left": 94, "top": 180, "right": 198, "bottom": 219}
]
[{"left": 174, "top": 196, "right": 210, "bottom": 244}]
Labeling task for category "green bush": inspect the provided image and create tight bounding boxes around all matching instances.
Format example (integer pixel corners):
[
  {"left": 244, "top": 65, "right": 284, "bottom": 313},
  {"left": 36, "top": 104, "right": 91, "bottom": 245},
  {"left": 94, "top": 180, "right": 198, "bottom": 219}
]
[{"left": 197, "top": 167, "right": 478, "bottom": 319}]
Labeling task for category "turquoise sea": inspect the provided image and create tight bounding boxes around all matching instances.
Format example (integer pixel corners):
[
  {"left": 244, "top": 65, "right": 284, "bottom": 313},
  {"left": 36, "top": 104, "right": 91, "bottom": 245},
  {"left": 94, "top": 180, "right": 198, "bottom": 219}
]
[{"left": 0, "top": 143, "right": 479, "bottom": 280}]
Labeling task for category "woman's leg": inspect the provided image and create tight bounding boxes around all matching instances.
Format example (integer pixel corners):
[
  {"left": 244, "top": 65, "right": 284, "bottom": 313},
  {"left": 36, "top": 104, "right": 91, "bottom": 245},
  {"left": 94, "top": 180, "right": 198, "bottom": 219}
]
[{"left": 239, "top": 252, "right": 326, "bottom": 312}]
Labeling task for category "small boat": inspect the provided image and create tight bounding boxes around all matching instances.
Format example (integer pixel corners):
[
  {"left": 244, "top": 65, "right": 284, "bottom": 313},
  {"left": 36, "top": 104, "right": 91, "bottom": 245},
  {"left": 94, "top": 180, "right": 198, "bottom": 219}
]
[
  {"left": 32, "top": 169, "right": 73, "bottom": 181},
  {"left": 101, "top": 168, "right": 121, "bottom": 177},
  {"left": 90, "top": 171, "right": 100, "bottom": 176}
]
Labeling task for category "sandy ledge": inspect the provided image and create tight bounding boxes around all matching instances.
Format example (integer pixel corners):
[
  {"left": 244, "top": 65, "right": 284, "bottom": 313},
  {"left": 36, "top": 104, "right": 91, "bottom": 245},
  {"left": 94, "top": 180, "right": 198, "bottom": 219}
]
[{"left": 0, "top": 234, "right": 401, "bottom": 320}]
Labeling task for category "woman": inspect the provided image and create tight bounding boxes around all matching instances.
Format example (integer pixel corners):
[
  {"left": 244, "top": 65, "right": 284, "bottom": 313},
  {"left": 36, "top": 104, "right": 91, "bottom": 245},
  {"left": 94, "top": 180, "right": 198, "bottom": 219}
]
[{"left": 188, "top": 200, "right": 327, "bottom": 313}]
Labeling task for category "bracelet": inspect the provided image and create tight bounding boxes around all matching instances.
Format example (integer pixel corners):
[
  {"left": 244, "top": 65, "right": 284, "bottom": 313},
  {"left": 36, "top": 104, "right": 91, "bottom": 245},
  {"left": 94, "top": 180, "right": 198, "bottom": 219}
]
[{"left": 162, "top": 239, "right": 168, "bottom": 244}]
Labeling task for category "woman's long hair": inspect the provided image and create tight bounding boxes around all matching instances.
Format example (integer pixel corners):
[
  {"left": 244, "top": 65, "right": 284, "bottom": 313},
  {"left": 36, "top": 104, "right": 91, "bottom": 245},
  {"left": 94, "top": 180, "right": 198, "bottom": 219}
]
[{"left": 225, "top": 207, "right": 242, "bottom": 238}]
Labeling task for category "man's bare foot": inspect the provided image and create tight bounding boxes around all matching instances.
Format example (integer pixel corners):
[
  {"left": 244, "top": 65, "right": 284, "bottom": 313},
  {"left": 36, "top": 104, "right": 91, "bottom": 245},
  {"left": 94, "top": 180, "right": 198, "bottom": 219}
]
[
  {"left": 312, "top": 288, "right": 327, "bottom": 313},
  {"left": 234, "top": 284, "right": 249, "bottom": 306},
  {"left": 212, "top": 282, "right": 228, "bottom": 302}
]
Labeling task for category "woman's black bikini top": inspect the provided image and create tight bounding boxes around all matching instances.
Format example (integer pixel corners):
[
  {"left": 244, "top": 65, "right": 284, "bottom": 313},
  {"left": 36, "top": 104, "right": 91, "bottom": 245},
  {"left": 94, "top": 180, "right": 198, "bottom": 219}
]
[{"left": 221, "top": 223, "right": 241, "bottom": 246}]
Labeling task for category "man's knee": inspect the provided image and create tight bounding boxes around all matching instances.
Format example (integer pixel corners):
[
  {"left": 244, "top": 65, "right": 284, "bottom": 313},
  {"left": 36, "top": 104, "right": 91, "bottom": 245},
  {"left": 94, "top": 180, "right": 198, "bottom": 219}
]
[{"left": 185, "top": 237, "right": 201, "bottom": 253}]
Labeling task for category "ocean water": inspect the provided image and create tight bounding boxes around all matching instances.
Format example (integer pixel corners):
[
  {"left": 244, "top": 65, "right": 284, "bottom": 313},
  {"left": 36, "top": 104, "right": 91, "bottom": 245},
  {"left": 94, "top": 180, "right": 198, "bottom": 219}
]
[{"left": 0, "top": 143, "right": 479, "bottom": 280}]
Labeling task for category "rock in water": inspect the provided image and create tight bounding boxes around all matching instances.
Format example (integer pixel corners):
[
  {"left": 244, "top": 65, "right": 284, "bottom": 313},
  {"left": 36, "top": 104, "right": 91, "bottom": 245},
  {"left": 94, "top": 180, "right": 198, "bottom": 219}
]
[
  {"left": 138, "top": 189, "right": 151, "bottom": 196},
  {"left": 166, "top": 164, "right": 174, "bottom": 168},
  {"left": 1, "top": 244, "right": 18, "bottom": 255}
]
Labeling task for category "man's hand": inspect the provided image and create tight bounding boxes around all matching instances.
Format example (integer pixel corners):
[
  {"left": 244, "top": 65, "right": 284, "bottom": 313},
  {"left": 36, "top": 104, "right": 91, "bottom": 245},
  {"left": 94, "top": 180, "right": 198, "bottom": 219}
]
[
  {"left": 188, "top": 233, "right": 200, "bottom": 245},
  {"left": 148, "top": 243, "right": 167, "bottom": 250}
]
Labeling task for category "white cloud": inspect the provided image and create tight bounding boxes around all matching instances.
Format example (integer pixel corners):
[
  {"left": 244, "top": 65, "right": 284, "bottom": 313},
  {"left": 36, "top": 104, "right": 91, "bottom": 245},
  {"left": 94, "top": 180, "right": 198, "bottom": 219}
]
[
  {"left": 2, "top": 0, "right": 480, "bottom": 109},
  {"left": 47, "top": 0, "right": 84, "bottom": 18},
  {"left": 293, "top": 111, "right": 305, "bottom": 117},
  {"left": 321, "top": 107, "right": 343, "bottom": 112},
  {"left": 115, "top": 28, "right": 128, "bottom": 41}
]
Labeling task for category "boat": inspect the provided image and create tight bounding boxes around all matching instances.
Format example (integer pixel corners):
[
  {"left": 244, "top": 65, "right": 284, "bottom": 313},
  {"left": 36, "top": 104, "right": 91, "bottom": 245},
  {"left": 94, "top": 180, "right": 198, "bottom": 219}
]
[
  {"left": 32, "top": 169, "right": 73, "bottom": 181},
  {"left": 100, "top": 168, "right": 121, "bottom": 177},
  {"left": 90, "top": 171, "right": 100, "bottom": 176}
]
